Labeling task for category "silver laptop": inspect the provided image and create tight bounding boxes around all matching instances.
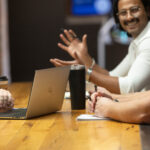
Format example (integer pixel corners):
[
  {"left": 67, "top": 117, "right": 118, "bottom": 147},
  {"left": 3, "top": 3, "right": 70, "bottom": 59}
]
[{"left": 0, "top": 66, "right": 70, "bottom": 119}]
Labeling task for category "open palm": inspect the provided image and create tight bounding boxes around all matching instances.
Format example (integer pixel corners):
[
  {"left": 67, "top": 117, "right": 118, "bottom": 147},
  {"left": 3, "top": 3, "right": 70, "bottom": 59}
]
[
  {"left": 50, "top": 29, "right": 91, "bottom": 67},
  {"left": 58, "top": 29, "right": 89, "bottom": 64}
]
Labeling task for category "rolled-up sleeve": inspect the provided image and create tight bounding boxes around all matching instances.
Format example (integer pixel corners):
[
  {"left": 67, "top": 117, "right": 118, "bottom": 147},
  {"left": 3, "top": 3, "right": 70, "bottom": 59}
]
[
  {"left": 109, "top": 54, "right": 131, "bottom": 77},
  {"left": 119, "top": 48, "right": 150, "bottom": 94}
]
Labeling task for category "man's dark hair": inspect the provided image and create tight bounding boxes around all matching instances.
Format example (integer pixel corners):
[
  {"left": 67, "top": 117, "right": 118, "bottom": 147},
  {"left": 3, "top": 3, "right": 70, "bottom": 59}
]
[{"left": 113, "top": 0, "right": 150, "bottom": 31}]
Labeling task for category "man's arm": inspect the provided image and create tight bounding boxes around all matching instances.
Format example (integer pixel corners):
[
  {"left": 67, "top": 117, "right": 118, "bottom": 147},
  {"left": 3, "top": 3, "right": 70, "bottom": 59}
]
[
  {"left": 111, "top": 90, "right": 150, "bottom": 102},
  {"left": 94, "top": 86, "right": 150, "bottom": 102},
  {"left": 92, "top": 92, "right": 150, "bottom": 124},
  {"left": 106, "top": 97, "right": 150, "bottom": 123},
  {"left": 89, "top": 69, "right": 120, "bottom": 94},
  {"left": 88, "top": 89, "right": 150, "bottom": 123},
  {"left": 50, "top": 29, "right": 121, "bottom": 93}
]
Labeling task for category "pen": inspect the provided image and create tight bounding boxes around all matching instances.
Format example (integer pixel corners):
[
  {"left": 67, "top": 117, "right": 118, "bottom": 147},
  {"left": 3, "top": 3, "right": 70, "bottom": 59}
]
[
  {"left": 87, "top": 95, "right": 91, "bottom": 101},
  {"left": 93, "top": 85, "right": 97, "bottom": 110},
  {"left": 114, "top": 99, "right": 119, "bottom": 102},
  {"left": 94, "top": 85, "right": 97, "bottom": 92},
  {"left": 87, "top": 85, "right": 97, "bottom": 101}
]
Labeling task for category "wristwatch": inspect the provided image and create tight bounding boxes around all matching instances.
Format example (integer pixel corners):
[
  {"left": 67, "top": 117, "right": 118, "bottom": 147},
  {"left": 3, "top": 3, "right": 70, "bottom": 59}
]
[{"left": 86, "top": 58, "right": 95, "bottom": 81}]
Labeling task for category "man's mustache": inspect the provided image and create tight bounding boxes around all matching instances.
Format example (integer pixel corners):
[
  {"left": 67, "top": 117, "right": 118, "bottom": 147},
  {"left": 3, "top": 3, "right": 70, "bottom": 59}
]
[{"left": 123, "top": 18, "right": 139, "bottom": 25}]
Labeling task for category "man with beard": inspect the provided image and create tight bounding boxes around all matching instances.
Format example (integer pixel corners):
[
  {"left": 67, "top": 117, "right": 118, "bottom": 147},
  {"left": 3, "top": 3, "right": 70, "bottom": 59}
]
[{"left": 50, "top": 0, "right": 150, "bottom": 94}]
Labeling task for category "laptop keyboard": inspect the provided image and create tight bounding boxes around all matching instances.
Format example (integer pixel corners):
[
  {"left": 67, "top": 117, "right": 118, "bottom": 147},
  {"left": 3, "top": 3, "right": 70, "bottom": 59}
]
[{"left": 0, "top": 108, "right": 27, "bottom": 118}]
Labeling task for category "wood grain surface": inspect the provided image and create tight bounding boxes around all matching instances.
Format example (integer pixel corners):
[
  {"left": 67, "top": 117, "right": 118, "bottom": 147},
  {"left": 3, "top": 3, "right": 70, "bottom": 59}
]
[{"left": 0, "top": 82, "right": 142, "bottom": 150}]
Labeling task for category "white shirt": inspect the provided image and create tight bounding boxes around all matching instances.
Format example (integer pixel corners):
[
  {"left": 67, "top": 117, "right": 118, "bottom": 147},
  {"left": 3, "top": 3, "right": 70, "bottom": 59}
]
[{"left": 109, "top": 22, "right": 150, "bottom": 94}]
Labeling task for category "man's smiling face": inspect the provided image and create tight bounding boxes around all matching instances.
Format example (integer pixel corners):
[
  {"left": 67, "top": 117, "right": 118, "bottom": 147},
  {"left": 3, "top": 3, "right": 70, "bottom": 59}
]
[{"left": 118, "top": 0, "right": 148, "bottom": 38}]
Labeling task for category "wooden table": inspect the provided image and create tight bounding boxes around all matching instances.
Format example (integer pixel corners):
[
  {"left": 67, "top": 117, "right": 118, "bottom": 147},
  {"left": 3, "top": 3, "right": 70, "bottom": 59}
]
[{"left": 0, "top": 82, "right": 142, "bottom": 150}]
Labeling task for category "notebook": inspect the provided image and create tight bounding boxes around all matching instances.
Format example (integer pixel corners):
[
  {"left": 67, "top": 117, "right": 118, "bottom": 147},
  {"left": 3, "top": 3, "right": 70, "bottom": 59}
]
[
  {"left": 76, "top": 114, "right": 110, "bottom": 121},
  {"left": 0, "top": 66, "right": 70, "bottom": 119}
]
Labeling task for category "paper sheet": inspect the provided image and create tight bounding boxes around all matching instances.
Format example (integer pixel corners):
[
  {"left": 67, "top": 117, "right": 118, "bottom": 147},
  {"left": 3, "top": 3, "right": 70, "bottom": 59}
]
[
  {"left": 76, "top": 114, "right": 110, "bottom": 121},
  {"left": 64, "top": 91, "right": 90, "bottom": 99}
]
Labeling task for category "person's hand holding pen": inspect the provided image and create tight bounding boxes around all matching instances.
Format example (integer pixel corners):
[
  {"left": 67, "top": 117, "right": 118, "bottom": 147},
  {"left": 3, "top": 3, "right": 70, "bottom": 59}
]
[
  {"left": 87, "top": 85, "right": 119, "bottom": 116},
  {"left": 87, "top": 85, "right": 99, "bottom": 113}
]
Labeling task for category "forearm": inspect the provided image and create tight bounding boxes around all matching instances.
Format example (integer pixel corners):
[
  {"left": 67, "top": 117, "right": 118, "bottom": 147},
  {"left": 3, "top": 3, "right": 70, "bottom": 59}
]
[
  {"left": 107, "top": 99, "right": 150, "bottom": 124},
  {"left": 111, "top": 93, "right": 135, "bottom": 102},
  {"left": 111, "top": 90, "right": 150, "bottom": 102},
  {"left": 84, "top": 57, "right": 109, "bottom": 75},
  {"left": 90, "top": 70, "right": 120, "bottom": 94},
  {"left": 92, "top": 64, "right": 109, "bottom": 75}
]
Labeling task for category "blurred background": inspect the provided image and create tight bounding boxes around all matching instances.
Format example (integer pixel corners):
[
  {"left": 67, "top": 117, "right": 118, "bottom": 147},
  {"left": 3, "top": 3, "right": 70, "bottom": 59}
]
[{"left": 0, "top": 0, "right": 130, "bottom": 82}]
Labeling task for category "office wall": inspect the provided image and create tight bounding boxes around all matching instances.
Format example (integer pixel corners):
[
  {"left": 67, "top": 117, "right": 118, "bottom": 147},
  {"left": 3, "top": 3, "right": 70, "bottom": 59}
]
[
  {"left": 8, "top": 0, "right": 65, "bottom": 81},
  {"left": 8, "top": 0, "right": 100, "bottom": 81}
]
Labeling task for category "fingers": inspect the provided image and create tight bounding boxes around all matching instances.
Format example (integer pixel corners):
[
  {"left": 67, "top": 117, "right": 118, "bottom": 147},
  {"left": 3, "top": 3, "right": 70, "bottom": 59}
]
[
  {"left": 87, "top": 95, "right": 102, "bottom": 113},
  {"left": 50, "top": 59, "right": 68, "bottom": 67},
  {"left": 88, "top": 90, "right": 93, "bottom": 96},
  {"left": 64, "top": 29, "right": 76, "bottom": 42},
  {"left": 0, "top": 89, "right": 14, "bottom": 110},
  {"left": 57, "top": 43, "right": 68, "bottom": 52},
  {"left": 6, "top": 101, "right": 14, "bottom": 110},
  {"left": 82, "top": 34, "right": 87, "bottom": 46},
  {"left": 58, "top": 30, "right": 76, "bottom": 51},
  {"left": 59, "top": 34, "right": 70, "bottom": 46},
  {"left": 88, "top": 91, "right": 104, "bottom": 112},
  {"left": 69, "top": 29, "right": 77, "bottom": 38},
  {"left": 0, "top": 99, "right": 6, "bottom": 108},
  {"left": 90, "top": 92, "right": 99, "bottom": 111},
  {"left": 53, "top": 29, "right": 88, "bottom": 68},
  {"left": 88, "top": 91, "right": 114, "bottom": 117},
  {"left": 96, "top": 86, "right": 112, "bottom": 99},
  {"left": 91, "top": 92, "right": 101, "bottom": 103},
  {"left": 87, "top": 100, "right": 94, "bottom": 113},
  {"left": 59, "top": 29, "right": 79, "bottom": 46},
  {"left": 94, "top": 98, "right": 108, "bottom": 117},
  {"left": 50, "top": 58, "right": 78, "bottom": 67}
]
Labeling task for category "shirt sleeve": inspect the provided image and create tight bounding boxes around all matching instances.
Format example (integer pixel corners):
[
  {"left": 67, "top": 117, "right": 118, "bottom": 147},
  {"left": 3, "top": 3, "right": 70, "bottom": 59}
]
[
  {"left": 109, "top": 54, "right": 131, "bottom": 77},
  {"left": 119, "top": 48, "right": 150, "bottom": 94}
]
